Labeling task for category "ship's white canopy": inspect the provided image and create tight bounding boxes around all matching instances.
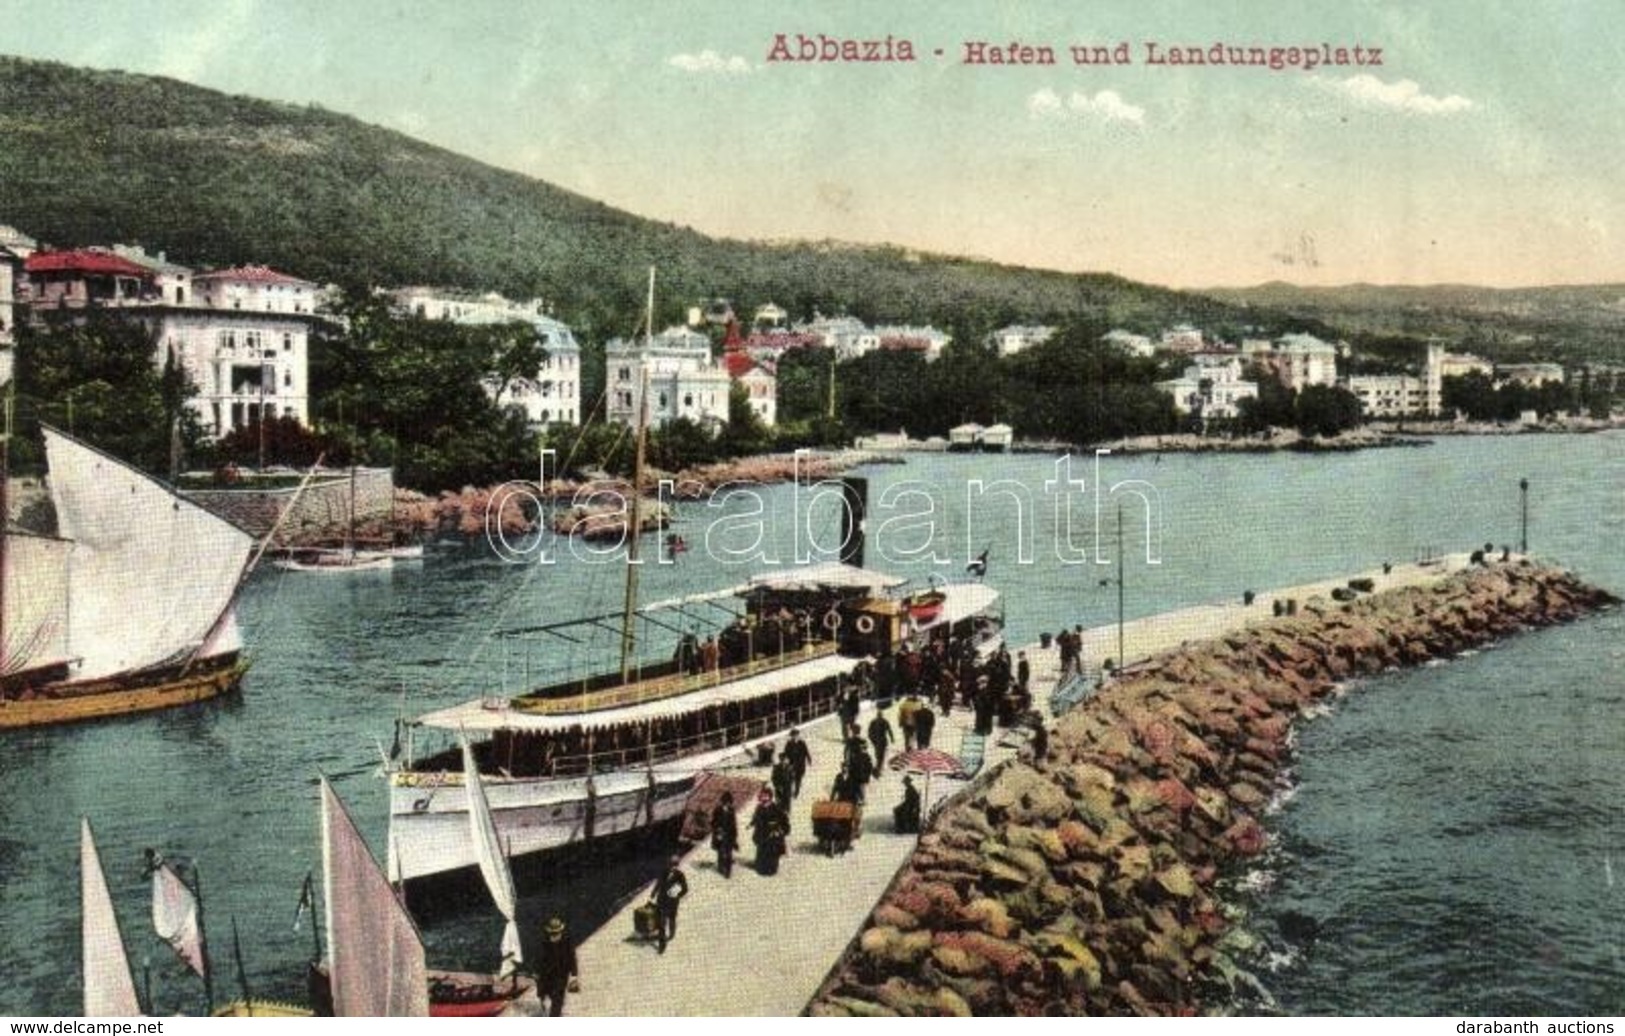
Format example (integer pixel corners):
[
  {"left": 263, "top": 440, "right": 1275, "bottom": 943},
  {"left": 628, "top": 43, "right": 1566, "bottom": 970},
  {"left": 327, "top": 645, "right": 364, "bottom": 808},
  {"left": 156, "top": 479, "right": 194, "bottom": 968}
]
[
  {"left": 417, "top": 651, "right": 863, "bottom": 734},
  {"left": 745, "top": 561, "right": 908, "bottom": 593},
  {"left": 44, "top": 428, "right": 254, "bottom": 680},
  {"left": 637, "top": 561, "right": 907, "bottom": 612}
]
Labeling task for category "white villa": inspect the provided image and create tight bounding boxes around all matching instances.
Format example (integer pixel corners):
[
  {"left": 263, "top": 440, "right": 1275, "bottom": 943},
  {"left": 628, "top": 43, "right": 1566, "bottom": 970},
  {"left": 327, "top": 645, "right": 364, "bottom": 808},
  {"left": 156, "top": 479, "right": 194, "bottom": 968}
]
[
  {"left": 606, "top": 326, "right": 733, "bottom": 430},
  {"left": 1270, "top": 333, "right": 1340, "bottom": 391},
  {"left": 1157, "top": 354, "right": 1259, "bottom": 420},
  {"left": 1101, "top": 329, "right": 1154, "bottom": 358},
  {"left": 155, "top": 265, "right": 321, "bottom": 437},
  {"left": 797, "top": 314, "right": 877, "bottom": 361},
  {"left": 991, "top": 325, "right": 1058, "bottom": 357},
  {"left": 1342, "top": 343, "right": 1444, "bottom": 418},
  {"left": 390, "top": 286, "right": 583, "bottom": 426},
  {"left": 873, "top": 324, "right": 951, "bottom": 362}
]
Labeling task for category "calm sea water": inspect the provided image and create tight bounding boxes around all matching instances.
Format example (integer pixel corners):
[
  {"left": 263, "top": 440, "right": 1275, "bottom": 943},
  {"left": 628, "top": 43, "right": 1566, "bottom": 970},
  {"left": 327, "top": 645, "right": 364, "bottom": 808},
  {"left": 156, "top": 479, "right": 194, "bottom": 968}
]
[{"left": 0, "top": 432, "right": 1619, "bottom": 1015}]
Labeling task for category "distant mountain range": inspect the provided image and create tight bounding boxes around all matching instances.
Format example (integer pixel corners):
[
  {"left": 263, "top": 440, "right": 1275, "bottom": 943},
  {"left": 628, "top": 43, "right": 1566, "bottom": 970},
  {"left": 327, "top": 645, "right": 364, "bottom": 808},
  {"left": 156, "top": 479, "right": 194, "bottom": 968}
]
[
  {"left": 0, "top": 54, "right": 1618, "bottom": 366},
  {"left": 1204, "top": 283, "right": 1625, "bottom": 366}
]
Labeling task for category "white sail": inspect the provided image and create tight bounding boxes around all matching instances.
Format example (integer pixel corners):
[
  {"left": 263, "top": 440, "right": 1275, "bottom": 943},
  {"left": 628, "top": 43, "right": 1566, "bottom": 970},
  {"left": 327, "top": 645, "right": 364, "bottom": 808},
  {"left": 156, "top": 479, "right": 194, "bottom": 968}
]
[
  {"left": 44, "top": 428, "right": 253, "bottom": 681},
  {"left": 320, "top": 777, "right": 429, "bottom": 1017},
  {"left": 81, "top": 818, "right": 142, "bottom": 1017},
  {"left": 4, "top": 531, "right": 72, "bottom": 676},
  {"left": 460, "top": 735, "right": 522, "bottom": 977}
]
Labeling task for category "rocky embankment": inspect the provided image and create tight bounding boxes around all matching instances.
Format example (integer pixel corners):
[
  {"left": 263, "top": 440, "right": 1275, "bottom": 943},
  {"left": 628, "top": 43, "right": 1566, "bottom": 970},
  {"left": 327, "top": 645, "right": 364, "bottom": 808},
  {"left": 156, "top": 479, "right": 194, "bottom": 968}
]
[
  {"left": 1095, "top": 427, "right": 1428, "bottom": 455},
  {"left": 808, "top": 562, "right": 1617, "bottom": 1017}
]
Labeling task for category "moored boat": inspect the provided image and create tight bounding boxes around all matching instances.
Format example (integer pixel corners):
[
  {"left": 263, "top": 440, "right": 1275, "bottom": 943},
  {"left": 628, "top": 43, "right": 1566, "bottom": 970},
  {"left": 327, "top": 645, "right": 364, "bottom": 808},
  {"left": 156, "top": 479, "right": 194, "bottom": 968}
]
[{"left": 0, "top": 428, "right": 255, "bottom": 729}]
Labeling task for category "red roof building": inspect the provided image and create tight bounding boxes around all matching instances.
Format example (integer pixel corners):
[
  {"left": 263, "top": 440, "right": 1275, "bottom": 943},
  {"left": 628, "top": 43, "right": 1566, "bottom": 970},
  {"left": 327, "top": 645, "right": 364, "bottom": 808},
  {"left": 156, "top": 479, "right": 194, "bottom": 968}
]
[{"left": 24, "top": 249, "right": 157, "bottom": 310}]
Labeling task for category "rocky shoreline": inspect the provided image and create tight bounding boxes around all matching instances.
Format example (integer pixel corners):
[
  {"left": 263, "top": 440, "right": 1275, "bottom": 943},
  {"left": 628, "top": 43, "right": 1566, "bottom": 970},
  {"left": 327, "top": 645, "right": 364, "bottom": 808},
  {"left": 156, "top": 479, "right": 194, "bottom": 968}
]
[
  {"left": 807, "top": 562, "right": 1617, "bottom": 1016},
  {"left": 1091, "top": 427, "right": 1430, "bottom": 456}
]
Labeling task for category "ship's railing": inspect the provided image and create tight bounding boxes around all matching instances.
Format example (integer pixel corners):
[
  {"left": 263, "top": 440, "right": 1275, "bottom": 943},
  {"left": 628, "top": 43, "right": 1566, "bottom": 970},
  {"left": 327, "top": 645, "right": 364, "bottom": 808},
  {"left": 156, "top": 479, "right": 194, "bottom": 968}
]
[
  {"left": 509, "top": 640, "right": 839, "bottom": 716},
  {"left": 532, "top": 696, "right": 838, "bottom": 776}
]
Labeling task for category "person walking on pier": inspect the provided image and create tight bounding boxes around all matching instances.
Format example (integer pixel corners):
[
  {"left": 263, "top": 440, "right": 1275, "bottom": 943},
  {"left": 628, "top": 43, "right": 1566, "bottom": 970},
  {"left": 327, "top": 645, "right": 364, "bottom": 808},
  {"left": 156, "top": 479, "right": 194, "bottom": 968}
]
[
  {"left": 914, "top": 702, "right": 936, "bottom": 749},
  {"left": 771, "top": 753, "right": 794, "bottom": 810},
  {"left": 1057, "top": 627, "right": 1078, "bottom": 679},
  {"left": 534, "top": 916, "right": 579, "bottom": 1017},
  {"left": 867, "top": 709, "right": 894, "bottom": 773},
  {"left": 710, "top": 791, "right": 739, "bottom": 878},
  {"left": 751, "top": 788, "right": 790, "bottom": 876},
  {"left": 898, "top": 694, "right": 921, "bottom": 751},
  {"left": 837, "top": 684, "right": 861, "bottom": 733},
  {"left": 648, "top": 855, "right": 689, "bottom": 954},
  {"left": 783, "top": 728, "right": 812, "bottom": 798}
]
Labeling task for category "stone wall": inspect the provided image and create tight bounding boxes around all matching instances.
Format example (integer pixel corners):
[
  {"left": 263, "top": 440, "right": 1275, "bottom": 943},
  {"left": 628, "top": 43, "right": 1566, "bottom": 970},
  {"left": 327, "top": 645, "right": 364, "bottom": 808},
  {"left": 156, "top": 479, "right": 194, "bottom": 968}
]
[
  {"left": 183, "top": 467, "right": 394, "bottom": 543},
  {"left": 807, "top": 562, "right": 1617, "bottom": 1017}
]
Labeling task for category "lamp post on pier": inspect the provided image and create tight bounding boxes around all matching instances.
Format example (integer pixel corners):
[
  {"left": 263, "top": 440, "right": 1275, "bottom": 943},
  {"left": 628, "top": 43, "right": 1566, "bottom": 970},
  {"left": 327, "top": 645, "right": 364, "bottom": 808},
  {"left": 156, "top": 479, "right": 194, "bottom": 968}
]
[
  {"left": 1519, "top": 477, "right": 1529, "bottom": 555},
  {"left": 1098, "top": 502, "right": 1126, "bottom": 675}
]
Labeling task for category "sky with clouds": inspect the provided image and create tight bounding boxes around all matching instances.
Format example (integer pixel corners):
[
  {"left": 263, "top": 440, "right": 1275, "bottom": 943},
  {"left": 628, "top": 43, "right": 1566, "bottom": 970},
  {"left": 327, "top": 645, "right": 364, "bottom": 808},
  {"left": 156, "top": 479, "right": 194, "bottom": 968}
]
[{"left": 3, "top": 0, "right": 1620, "bottom": 288}]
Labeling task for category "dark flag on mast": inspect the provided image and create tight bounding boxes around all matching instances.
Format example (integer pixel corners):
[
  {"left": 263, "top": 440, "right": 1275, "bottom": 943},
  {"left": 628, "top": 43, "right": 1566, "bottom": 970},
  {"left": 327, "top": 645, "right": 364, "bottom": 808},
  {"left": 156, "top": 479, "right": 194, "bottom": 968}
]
[{"left": 967, "top": 549, "right": 989, "bottom": 579}]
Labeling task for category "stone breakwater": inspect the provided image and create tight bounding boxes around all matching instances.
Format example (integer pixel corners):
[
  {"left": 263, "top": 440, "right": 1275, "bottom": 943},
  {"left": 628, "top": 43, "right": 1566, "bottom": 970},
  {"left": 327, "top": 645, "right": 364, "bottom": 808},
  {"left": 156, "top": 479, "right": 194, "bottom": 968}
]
[{"left": 807, "top": 562, "right": 1617, "bottom": 1017}]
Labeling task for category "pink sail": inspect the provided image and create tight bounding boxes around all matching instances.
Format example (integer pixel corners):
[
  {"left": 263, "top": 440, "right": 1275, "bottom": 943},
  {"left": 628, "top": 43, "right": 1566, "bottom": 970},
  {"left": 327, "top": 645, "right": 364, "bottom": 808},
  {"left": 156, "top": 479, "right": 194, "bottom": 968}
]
[
  {"left": 150, "top": 862, "right": 206, "bottom": 978},
  {"left": 320, "top": 777, "right": 429, "bottom": 1017}
]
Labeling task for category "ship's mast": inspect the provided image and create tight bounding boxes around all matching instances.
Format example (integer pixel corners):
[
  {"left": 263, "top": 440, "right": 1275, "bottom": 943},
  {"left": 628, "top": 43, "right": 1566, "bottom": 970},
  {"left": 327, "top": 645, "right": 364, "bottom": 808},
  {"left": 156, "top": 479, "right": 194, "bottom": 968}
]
[
  {"left": 619, "top": 267, "right": 655, "bottom": 683},
  {"left": 0, "top": 387, "right": 9, "bottom": 678}
]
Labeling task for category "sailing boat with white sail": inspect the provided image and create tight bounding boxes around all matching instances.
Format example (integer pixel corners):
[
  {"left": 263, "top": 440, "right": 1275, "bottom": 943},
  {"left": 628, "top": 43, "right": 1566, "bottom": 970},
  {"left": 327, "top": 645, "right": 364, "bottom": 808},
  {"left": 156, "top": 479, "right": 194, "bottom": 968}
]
[
  {"left": 0, "top": 427, "right": 255, "bottom": 728},
  {"left": 81, "top": 818, "right": 143, "bottom": 1018}
]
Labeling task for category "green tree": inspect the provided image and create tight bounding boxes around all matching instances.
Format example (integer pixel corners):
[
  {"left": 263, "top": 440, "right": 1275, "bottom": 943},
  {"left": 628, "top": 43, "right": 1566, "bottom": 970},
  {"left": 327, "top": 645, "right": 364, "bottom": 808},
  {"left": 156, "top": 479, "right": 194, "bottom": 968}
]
[
  {"left": 14, "top": 311, "right": 207, "bottom": 476},
  {"left": 1294, "top": 384, "right": 1363, "bottom": 438},
  {"left": 309, "top": 290, "right": 536, "bottom": 489},
  {"left": 1236, "top": 366, "right": 1297, "bottom": 434},
  {"left": 717, "top": 381, "right": 771, "bottom": 458}
]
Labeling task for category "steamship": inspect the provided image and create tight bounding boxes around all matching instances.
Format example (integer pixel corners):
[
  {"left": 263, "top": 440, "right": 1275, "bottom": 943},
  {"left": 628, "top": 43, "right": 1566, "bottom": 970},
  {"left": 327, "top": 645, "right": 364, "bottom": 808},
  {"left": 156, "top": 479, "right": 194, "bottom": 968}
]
[{"left": 386, "top": 481, "right": 1002, "bottom": 883}]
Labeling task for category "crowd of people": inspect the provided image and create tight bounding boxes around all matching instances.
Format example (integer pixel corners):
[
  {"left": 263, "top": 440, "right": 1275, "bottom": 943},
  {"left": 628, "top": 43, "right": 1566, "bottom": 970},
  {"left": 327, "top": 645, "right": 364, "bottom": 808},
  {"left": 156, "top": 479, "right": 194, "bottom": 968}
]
[
  {"left": 460, "top": 675, "right": 849, "bottom": 778},
  {"left": 530, "top": 629, "right": 1079, "bottom": 1017},
  {"left": 672, "top": 607, "right": 827, "bottom": 675}
]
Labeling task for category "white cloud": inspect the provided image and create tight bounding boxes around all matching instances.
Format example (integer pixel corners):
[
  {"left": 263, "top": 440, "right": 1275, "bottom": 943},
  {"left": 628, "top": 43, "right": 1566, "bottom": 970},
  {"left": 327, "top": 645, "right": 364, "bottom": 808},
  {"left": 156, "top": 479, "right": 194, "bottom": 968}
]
[
  {"left": 668, "top": 50, "right": 753, "bottom": 75},
  {"left": 1028, "top": 88, "right": 1144, "bottom": 125},
  {"left": 1311, "top": 74, "right": 1473, "bottom": 115}
]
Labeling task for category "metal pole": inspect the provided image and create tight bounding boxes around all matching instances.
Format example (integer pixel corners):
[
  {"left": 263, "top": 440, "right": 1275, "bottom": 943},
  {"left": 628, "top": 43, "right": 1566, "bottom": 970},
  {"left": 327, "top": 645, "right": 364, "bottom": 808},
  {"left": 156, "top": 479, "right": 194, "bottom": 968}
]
[
  {"left": 1116, "top": 502, "right": 1125, "bottom": 672},
  {"left": 257, "top": 366, "right": 267, "bottom": 471},
  {"left": 1519, "top": 478, "right": 1529, "bottom": 554}
]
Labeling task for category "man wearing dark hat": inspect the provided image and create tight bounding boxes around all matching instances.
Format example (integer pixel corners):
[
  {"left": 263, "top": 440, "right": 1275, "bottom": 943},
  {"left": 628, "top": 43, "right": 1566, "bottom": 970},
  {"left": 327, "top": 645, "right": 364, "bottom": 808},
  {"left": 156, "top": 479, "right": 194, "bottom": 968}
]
[
  {"left": 534, "top": 916, "right": 578, "bottom": 1017},
  {"left": 710, "top": 790, "right": 739, "bottom": 878},
  {"left": 770, "top": 752, "right": 794, "bottom": 808},
  {"left": 866, "top": 708, "right": 894, "bottom": 773},
  {"left": 783, "top": 728, "right": 812, "bottom": 798},
  {"left": 648, "top": 854, "right": 689, "bottom": 954}
]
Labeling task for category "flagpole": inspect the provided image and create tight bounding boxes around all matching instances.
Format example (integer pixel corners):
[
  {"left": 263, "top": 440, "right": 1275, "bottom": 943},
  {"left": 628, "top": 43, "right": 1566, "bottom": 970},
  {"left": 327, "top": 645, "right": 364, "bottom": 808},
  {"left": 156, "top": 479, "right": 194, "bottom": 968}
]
[
  {"left": 230, "top": 917, "right": 252, "bottom": 1016},
  {"left": 192, "top": 864, "right": 215, "bottom": 1012}
]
